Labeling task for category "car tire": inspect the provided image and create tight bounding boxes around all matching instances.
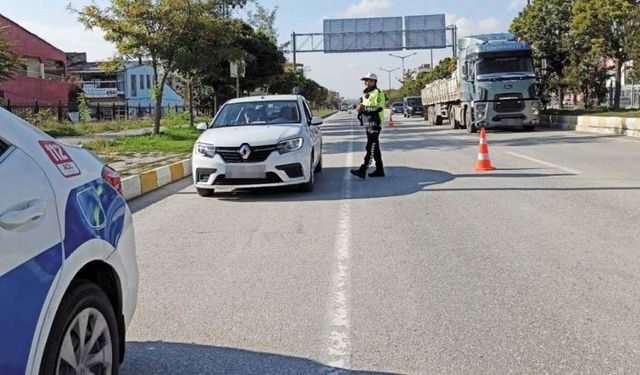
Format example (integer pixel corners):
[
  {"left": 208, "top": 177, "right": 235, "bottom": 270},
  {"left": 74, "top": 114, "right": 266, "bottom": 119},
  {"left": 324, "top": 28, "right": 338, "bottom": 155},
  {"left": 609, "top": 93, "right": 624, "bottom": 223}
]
[
  {"left": 40, "top": 280, "right": 120, "bottom": 375},
  {"left": 314, "top": 153, "right": 323, "bottom": 173},
  {"left": 196, "top": 187, "right": 214, "bottom": 197},
  {"left": 523, "top": 125, "right": 535, "bottom": 131},
  {"left": 299, "top": 157, "right": 315, "bottom": 192}
]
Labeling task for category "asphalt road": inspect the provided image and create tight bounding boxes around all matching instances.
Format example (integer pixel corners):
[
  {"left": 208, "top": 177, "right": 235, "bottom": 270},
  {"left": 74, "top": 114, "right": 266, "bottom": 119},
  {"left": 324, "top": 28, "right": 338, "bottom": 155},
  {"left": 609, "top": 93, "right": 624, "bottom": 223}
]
[{"left": 123, "top": 111, "right": 640, "bottom": 374}]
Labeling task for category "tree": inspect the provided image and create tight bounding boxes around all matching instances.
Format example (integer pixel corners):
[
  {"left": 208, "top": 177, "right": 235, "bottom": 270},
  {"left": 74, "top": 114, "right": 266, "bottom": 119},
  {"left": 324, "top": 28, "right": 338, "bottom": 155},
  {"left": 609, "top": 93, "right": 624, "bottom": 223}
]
[
  {"left": 0, "top": 25, "right": 17, "bottom": 82},
  {"left": 72, "top": 0, "right": 249, "bottom": 134},
  {"left": 395, "top": 57, "right": 457, "bottom": 99},
  {"left": 563, "top": 40, "right": 610, "bottom": 107},
  {"left": 202, "top": 23, "right": 284, "bottom": 102},
  {"left": 246, "top": 1, "right": 278, "bottom": 44},
  {"left": 510, "top": 0, "right": 575, "bottom": 106},
  {"left": 172, "top": 12, "right": 245, "bottom": 126},
  {"left": 571, "top": 0, "right": 640, "bottom": 109}
]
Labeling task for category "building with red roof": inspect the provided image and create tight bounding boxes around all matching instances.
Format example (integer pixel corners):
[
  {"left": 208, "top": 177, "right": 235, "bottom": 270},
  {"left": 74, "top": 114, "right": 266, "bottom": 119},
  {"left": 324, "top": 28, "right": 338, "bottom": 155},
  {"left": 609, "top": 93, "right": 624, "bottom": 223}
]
[{"left": 0, "top": 14, "right": 69, "bottom": 105}]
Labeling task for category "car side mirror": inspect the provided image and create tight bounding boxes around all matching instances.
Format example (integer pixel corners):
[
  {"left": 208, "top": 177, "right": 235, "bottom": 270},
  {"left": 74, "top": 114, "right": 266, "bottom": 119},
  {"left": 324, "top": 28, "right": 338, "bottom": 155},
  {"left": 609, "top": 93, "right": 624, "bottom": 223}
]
[
  {"left": 310, "top": 116, "right": 323, "bottom": 126},
  {"left": 196, "top": 122, "right": 208, "bottom": 131}
]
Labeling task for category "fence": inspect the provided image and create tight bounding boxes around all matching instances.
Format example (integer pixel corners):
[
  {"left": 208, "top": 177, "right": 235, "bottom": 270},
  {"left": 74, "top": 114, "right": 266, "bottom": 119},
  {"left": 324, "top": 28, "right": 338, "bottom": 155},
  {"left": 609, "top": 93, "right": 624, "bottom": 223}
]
[
  {"left": 620, "top": 85, "right": 640, "bottom": 109},
  {"left": 0, "top": 99, "right": 217, "bottom": 123}
]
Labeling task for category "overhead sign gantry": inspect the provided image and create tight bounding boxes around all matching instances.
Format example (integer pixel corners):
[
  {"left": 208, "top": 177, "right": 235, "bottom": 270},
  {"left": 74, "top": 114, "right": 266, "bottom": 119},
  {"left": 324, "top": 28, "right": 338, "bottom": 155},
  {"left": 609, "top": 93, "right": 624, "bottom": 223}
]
[{"left": 291, "top": 14, "right": 457, "bottom": 67}]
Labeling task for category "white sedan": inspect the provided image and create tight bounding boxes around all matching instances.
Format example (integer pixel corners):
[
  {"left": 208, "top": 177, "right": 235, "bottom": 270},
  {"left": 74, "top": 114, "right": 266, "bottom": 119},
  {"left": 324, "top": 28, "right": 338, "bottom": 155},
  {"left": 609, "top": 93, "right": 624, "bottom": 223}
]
[
  {"left": 0, "top": 108, "right": 138, "bottom": 374},
  {"left": 193, "top": 95, "right": 323, "bottom": 196}
]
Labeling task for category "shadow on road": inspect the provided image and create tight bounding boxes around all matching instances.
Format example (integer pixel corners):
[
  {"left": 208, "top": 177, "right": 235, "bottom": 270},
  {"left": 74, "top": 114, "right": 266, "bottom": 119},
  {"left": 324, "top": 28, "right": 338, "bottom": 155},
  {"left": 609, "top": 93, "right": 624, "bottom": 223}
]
[
  {"left": 211, "top": 166, "right": 455, "bottom": 202},
  {"left": 122, "top": 341, "right": 401, "bottom": 375},
  {"left": 129, "top": 177, "right": 192, "bottom": 214}
]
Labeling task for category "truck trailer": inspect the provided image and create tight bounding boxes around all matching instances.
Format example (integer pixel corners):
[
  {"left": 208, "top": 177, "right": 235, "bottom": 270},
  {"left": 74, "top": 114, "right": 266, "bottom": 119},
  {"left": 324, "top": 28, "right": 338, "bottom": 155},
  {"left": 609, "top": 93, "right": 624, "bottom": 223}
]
[{"left": 421, "top": 33, "right": 541, "bottom": 132}]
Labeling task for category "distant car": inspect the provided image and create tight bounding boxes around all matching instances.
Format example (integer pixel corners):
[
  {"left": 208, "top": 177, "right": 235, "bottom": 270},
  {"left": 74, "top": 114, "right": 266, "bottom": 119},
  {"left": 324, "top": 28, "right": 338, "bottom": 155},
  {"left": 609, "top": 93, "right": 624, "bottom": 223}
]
[
  {"left": 340, "top": 105, "right": 349, "bottom": 111},
  {"left": 403, "top": 96, "right": 424, "bottom": 118},
  {"left": 193, "top": 95, "right": 323, "bottom": 196},
  {"left": 390, "top": 102, "right": 404, "bottom": 114},
  {"left": 0, "top": 108, "right": 138, "bottom": 374}
]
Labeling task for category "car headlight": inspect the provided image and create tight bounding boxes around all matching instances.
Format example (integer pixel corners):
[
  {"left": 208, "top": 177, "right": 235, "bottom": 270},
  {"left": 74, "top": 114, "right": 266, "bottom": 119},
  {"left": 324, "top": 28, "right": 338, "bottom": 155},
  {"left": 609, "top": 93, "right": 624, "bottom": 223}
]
[
  {"left": 195, "top": 142, "right": 216, "bottom": 158},
  {"left": 475, "top": 103, "right": 487, "bottom": 112},
  {"left": 277, "top": 138, "right": 303, "bottom": 154},
  {"left": 532, "top": 101, "right": 541, "bottom": 109},
  {"left": 477, "top": 111, "right": 486, "bottom": 118}
]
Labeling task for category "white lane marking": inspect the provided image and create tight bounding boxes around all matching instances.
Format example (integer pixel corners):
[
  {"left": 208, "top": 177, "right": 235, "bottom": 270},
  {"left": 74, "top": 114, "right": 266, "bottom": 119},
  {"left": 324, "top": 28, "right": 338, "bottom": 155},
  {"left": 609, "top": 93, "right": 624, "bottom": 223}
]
[
  {"left": 505, "top": 151, "right": 581, "bottom": 175},
  {"left": 326, "top": 123, "right": 354, "bottom": 371}
]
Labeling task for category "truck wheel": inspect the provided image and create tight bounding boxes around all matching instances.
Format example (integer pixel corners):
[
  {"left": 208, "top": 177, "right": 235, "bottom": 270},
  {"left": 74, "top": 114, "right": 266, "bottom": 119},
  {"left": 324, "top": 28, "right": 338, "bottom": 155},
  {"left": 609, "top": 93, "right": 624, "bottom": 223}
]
[
  {"left": 434, "top": 115, "right": 443, "bottom": 126},
  {"left": 523, "top": 125, "right": 535, "bottom": 131},
  {"left": 449, "top": 111, "right": 459, "bottom": 129},
  {"left": 466, "top": 109, "right": 478, "bottom": 133}
]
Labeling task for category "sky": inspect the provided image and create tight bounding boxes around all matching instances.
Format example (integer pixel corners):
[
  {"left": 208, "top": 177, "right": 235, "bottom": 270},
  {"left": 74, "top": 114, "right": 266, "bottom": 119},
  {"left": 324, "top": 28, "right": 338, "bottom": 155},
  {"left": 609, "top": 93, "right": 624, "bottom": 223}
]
[{"left": 1, "top": 0, "right": 529, "bottom": 99}]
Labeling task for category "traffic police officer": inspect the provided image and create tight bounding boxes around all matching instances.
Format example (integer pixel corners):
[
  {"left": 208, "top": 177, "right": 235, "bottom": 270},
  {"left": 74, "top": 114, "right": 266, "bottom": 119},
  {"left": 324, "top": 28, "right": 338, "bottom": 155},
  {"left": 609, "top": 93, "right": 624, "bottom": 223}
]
[{"left": 351, "top": 72, "right": 386, "bottom": 179}]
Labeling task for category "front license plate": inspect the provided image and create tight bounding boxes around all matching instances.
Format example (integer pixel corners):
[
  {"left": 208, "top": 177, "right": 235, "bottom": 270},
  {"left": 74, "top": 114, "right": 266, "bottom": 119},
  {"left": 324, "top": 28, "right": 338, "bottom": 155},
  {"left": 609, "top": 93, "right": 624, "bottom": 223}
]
[
  {"left": 501, "top": 119, "right": 523, "bottom": 126},
  {"left": 226, "top": 165, "right": 265, "bottom": 179}
]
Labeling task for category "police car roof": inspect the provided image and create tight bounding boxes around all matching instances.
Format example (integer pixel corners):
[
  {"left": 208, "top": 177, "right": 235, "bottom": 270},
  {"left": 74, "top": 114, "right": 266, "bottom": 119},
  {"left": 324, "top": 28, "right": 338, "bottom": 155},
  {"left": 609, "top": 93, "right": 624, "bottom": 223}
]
[
  {"left": 226, "top": 95, "right": 302, "bottom": 104},
  {"left": 0, "top": 107, "right": 54, "bottom": 150}
]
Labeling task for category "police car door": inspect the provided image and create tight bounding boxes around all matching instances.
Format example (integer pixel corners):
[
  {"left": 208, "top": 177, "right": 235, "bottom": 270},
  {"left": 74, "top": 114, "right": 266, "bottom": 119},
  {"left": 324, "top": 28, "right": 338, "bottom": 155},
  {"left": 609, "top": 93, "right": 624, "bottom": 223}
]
[{"left": 0, "top": 137, "right": 64, "bottom": 374}]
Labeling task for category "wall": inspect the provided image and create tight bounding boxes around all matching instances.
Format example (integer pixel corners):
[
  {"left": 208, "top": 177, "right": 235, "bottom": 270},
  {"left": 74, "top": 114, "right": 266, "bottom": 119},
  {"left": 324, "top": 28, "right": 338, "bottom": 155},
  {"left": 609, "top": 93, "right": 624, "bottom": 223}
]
[
  {"left": 125, "top": 64, "right": 184, "bottom": 108},
  {"left": 0, "top": 15, "right": 69, "bottom": 104}
]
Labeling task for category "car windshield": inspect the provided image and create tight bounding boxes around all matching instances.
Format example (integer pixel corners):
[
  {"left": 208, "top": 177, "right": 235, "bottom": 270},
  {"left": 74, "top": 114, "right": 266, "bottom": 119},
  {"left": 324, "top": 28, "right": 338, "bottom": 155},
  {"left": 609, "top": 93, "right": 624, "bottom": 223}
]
[
  {"left": 406, "top": 98, "right": 421, "bottom": 106},
  {"left": 477, "top": 57, "right": 534, "bottom": 75},
  {"left": 213, "top": 100, "right": 301, "bottom": 127},
  {"left": 392, "top": 103, "right": 403, "bottom": 107}
]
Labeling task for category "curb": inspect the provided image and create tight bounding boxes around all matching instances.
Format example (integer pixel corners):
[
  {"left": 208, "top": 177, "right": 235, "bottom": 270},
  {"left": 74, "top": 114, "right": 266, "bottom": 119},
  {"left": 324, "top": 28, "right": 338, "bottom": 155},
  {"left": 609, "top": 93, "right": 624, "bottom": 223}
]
[
  {"left": 539, "top": 114, "right": 640, "bottom": 137},
  {"left": 121, "top": 158, "right": 191, "bottom": 200}
]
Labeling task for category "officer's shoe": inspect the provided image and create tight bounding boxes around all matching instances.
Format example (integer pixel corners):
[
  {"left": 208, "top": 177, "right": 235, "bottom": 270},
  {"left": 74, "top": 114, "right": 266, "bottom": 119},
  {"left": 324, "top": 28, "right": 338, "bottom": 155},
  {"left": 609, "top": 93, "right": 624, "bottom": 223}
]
[
  {"left": 350, "top": 166, "right": 367, "bottom": 179},
  {"left": 368, "top": 168, "right": 385, "bottom": 177}
]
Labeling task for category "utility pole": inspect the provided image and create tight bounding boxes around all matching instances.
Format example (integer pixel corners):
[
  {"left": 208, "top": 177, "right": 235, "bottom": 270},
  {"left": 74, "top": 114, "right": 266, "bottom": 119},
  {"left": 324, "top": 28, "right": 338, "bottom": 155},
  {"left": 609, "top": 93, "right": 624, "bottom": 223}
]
[
  {"left": 292, "top": 32, "right": 297, "bottom": 68},
  {"left": 379, "top": 67, "right": 400, "bottom": 90},
  {"left": 389, "top": 52, "right": 417, "bottom": 82}
]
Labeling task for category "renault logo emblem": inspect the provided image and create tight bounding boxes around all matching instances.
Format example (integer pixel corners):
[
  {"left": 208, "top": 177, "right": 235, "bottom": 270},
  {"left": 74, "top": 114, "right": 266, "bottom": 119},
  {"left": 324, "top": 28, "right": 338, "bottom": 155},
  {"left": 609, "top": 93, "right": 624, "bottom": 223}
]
[{"left": 238, "top": 144, "right": 251, "bottom": 160}]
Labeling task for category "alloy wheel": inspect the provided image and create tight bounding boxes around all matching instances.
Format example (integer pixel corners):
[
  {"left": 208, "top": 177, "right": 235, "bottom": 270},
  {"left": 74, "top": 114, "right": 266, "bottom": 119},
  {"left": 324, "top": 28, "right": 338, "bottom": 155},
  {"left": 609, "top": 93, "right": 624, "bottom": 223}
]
[{"left": 56, "top": 307, "right": 113, "bottom": 375}]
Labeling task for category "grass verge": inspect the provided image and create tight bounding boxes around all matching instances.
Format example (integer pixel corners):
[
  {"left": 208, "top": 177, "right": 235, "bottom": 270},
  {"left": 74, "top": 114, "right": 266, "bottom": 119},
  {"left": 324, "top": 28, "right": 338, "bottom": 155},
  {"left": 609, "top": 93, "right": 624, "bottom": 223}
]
[
  {"left": 38, "top": 111, "right": 211, "bottom": 137},
  {"left": 315, "top": 109, "right": 338, "bottom": 118},
  {"left": 83, "top": 126, "right": 201, "bottom": 154}
]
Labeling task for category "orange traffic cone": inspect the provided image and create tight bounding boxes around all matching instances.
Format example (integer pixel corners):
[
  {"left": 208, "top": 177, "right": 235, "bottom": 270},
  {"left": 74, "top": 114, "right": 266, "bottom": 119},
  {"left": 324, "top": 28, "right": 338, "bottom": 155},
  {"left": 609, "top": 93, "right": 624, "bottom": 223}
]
[
  {"left": 475, "top": 128, "right": 495, "bottom": 171},
  {"left": 388, "top": 111, "right": 395, "bottom": 128}
]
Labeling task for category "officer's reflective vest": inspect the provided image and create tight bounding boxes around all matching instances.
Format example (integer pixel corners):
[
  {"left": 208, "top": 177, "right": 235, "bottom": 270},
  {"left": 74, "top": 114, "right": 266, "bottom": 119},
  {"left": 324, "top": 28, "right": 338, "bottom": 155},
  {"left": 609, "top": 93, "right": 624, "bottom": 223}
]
[{"left": 362, "top": 88, "right": 386, "bottom": 126}]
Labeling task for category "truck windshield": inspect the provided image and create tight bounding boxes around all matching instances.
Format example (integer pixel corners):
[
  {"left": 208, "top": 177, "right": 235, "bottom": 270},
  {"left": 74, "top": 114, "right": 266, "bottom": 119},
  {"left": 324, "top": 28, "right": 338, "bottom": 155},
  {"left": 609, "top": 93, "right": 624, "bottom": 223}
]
[
  {"left": 406, "top": 98, "right": 421, "bottom": 106},
  {"left": 477, "top": 57, "right": 534, "bottom": 76}
]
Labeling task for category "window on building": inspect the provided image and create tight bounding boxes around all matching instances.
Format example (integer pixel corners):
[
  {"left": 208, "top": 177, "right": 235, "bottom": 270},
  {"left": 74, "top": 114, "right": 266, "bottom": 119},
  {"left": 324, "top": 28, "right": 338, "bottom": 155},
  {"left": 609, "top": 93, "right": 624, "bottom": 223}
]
[
  {"left": 131, "top": 74, "right": 137, "bottom": 97},
  {"left": 140, "top": 74, "right": 145, "bottom": 90},
  {"left": 147, "top": 75, "right": 151, "bottom": 90}
]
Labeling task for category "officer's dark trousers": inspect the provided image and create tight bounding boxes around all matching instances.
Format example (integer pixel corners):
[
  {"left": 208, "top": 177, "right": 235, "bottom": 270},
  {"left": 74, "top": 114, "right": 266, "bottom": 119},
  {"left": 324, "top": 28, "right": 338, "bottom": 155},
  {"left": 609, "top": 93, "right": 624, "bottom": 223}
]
[{"left": 362, "top": 126, "right": 383, "bottom": 168}]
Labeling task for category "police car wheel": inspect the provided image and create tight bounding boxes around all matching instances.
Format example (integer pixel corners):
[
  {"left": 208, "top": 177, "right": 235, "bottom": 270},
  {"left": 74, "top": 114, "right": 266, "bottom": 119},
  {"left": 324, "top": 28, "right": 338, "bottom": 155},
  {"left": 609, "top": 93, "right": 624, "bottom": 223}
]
[
  {"left": 197, "top": 187, "right": 215, "bottom": 197},
  {"left": 40, "top": 281, "right": 120, "bottom": 375}
]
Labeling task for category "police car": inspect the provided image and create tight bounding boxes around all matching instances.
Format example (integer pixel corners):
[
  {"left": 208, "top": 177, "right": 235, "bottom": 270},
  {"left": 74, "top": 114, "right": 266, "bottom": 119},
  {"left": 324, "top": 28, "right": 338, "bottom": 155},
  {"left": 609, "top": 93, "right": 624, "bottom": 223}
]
[{"left": 0, "top": 108, "right": 138, "bottom": 374}]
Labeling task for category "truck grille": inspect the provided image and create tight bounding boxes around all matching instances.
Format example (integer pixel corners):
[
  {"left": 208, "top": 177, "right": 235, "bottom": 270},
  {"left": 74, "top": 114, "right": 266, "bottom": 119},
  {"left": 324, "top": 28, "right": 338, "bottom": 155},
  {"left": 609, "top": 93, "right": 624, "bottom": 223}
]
[
  {"left": 216, "top": 145, "right": 276, "bottom": 163},
  {"left": 494, "top": 93, "right": 524, "bottom": 113}
]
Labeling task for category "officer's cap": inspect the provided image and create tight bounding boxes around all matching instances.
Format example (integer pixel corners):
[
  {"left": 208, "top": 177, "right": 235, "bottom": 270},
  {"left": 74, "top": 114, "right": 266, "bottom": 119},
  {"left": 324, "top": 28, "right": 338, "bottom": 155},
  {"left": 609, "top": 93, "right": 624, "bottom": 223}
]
[{"left": 361, "top": 72, "right": 378, "bottom": 81}]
